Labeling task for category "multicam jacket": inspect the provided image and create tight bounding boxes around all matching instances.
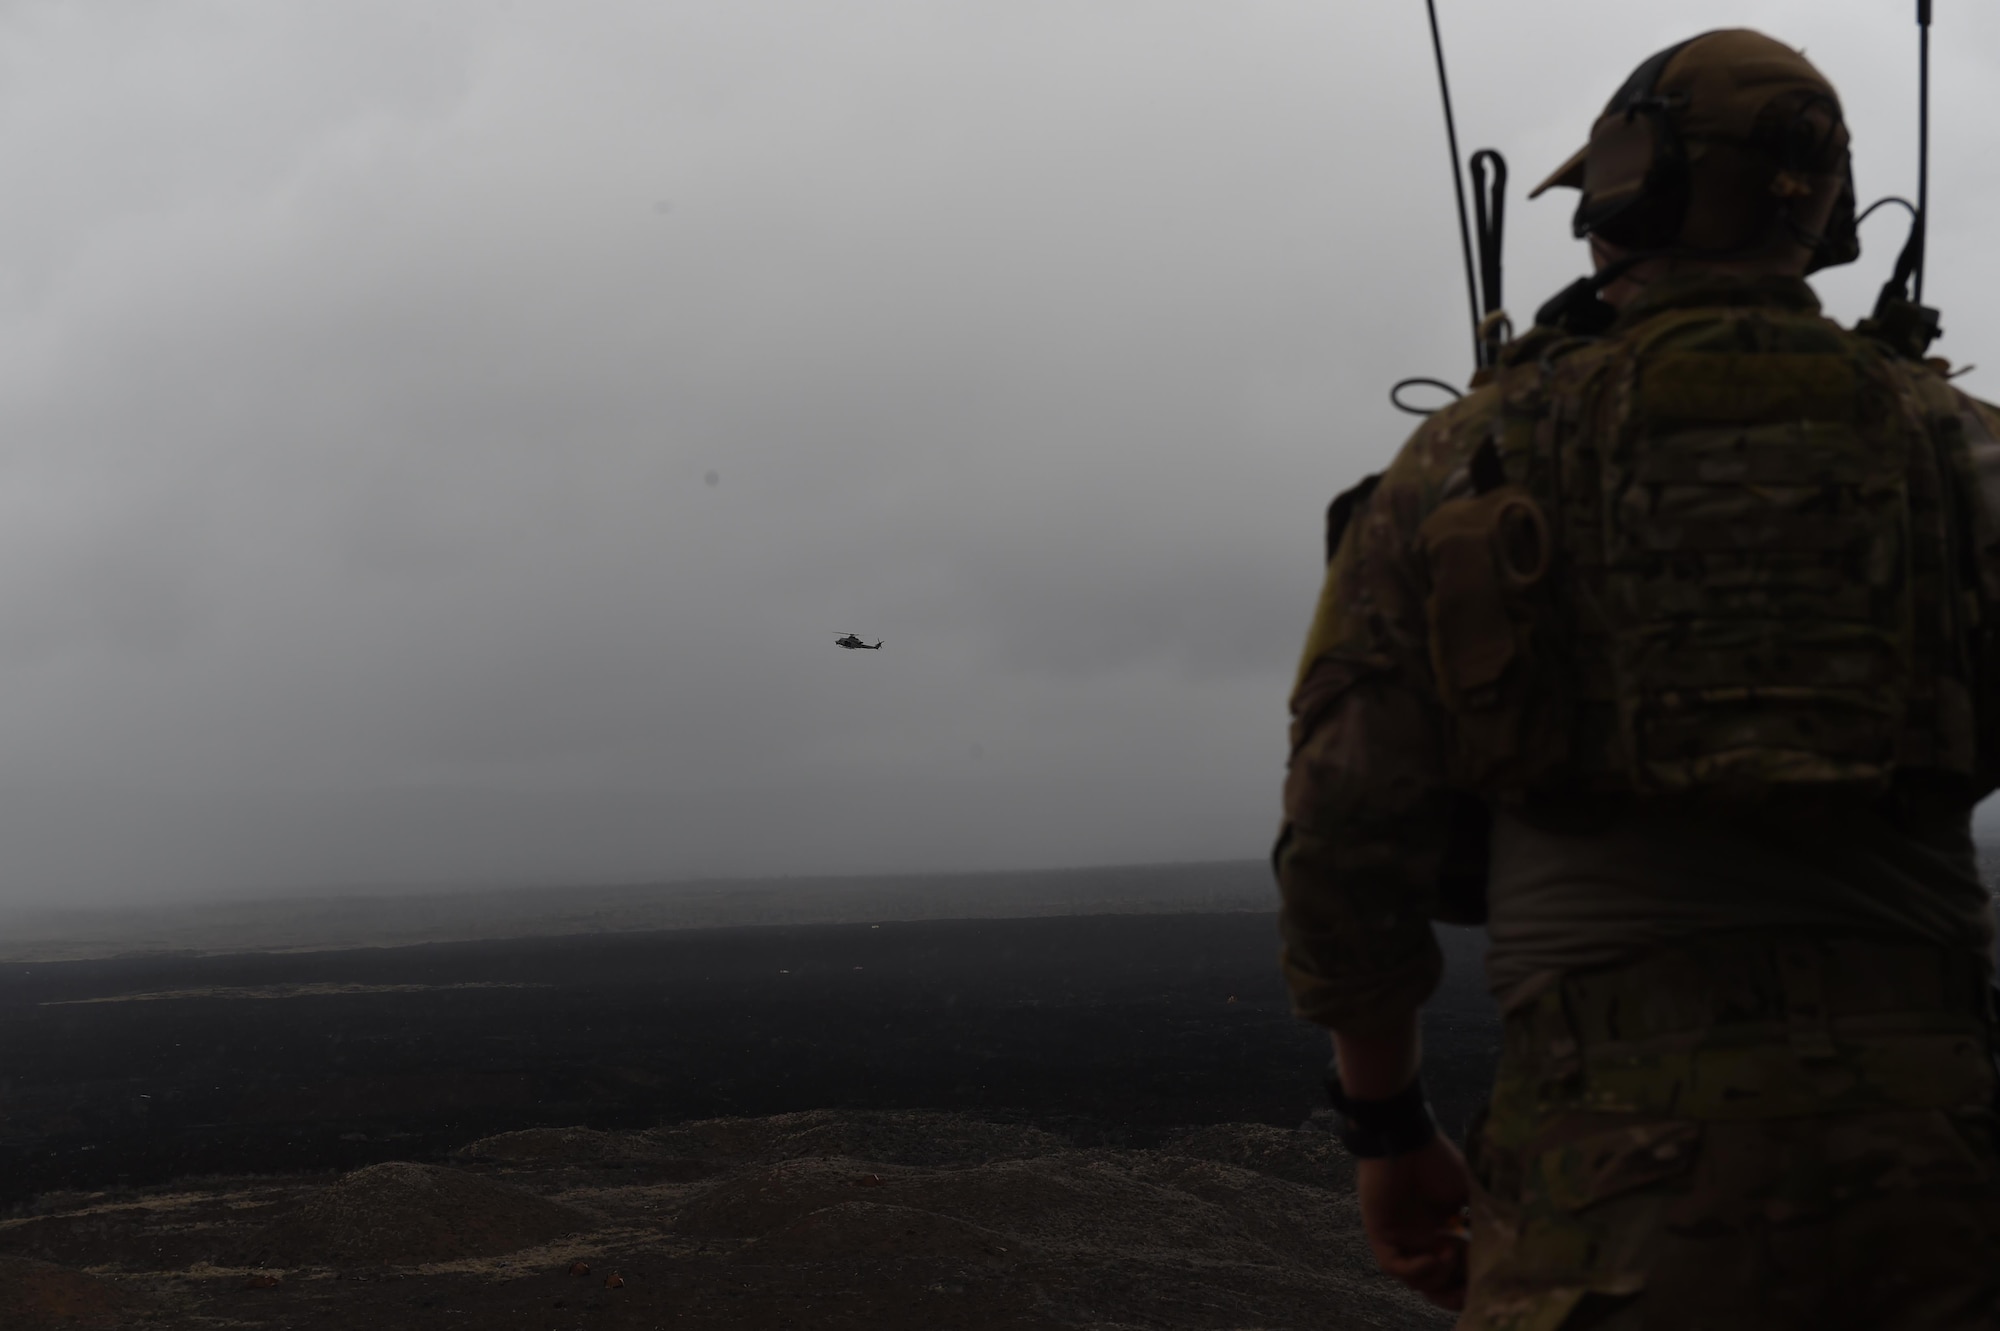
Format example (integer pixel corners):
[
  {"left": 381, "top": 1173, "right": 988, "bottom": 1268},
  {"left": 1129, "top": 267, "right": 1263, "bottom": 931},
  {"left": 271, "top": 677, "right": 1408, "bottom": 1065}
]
[{"left": 1276, "top": 274, "right": 2000, "bottom": 1031}]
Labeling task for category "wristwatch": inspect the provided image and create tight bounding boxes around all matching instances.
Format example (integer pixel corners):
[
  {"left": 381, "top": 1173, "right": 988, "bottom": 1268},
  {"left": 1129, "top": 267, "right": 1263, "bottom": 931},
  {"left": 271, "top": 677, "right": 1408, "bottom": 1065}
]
[{"left": 1324, "top": 1062, "right": 1438, "bottom": 1159}]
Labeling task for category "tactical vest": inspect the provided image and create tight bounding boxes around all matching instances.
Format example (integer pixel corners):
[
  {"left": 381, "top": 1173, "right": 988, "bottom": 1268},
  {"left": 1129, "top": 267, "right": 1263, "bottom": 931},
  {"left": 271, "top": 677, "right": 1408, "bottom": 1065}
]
[{"left": 1419, "top": 298, "right": 1998, "bottom": 802}]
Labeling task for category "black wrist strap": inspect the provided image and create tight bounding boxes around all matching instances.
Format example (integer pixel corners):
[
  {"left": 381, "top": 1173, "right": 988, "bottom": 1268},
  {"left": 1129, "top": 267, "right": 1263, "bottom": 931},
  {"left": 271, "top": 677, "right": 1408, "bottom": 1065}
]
[{"left": 1325, "top": 1062, "right": 1438, "bottom": 1159}]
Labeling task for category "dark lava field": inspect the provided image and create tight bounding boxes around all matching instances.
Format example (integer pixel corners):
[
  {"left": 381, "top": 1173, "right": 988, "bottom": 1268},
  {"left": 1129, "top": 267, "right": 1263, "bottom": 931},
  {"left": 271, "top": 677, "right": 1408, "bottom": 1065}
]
[{"left": 0, "top": 913, "right": 1500, "bottom": 1206}]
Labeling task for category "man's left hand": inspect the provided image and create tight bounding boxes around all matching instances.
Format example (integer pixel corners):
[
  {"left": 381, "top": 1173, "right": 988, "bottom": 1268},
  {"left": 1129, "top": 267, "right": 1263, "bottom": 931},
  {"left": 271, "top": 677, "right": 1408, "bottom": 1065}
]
[{"left": 1355, "top": 1132, "right": 1472, "bottom": 1310}]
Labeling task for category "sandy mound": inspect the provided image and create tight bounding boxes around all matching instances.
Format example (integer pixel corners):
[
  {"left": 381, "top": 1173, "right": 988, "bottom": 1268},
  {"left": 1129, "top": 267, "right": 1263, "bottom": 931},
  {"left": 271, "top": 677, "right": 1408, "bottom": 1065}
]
[
  {"left": 738, "top": 1200, "right": 1025, "bottom": 1264},
  {"left": 453, "top": 1125, "right": 636, "bottom": 1165},
  {"left": 0, "top": 1256, "right": 148, "bottom": 1330},
  {"left": 638, "top": 1107, "right": 1075, "bottom": 1168},
  {"left": 268, "top": 1161, "right": 589, "bottom": 1264},
  {"left": 1166, "top": 1118, "right": 1358, "bottom": 1191},
  {"left": 639, "top": 1115, "right": 1433, "bottom": 1329},
  {"left": 672, "top": 1147, "right": 1368, "bottom": 1274},
  {"left": 2, "top": 1111, "right": 1450, "bottom": 1329}
]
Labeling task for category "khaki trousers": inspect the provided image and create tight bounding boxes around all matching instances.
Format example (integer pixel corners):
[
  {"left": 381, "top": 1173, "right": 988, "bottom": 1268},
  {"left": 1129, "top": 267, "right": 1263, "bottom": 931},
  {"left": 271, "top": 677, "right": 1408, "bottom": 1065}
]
[{"left": 1456, "top": 934, "right": 2000, "bottom": 1331}]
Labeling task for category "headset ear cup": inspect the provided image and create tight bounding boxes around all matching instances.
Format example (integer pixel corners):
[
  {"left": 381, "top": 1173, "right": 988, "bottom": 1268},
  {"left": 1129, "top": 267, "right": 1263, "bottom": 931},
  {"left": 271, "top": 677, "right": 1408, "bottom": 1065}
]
[
  {"left": 1576, "top": 110, "right": 1688, "bottom": 249},
  {"left": 1573, "top": 115, "right": 1655, "bottom": 237}
]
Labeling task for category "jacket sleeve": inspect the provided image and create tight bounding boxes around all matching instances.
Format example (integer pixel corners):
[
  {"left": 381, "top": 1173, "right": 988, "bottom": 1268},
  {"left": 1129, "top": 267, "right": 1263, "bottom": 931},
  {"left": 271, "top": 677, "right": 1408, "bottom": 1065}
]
[{"left": 1274, "top": 427, "right": 1464, "bottom": 1034}]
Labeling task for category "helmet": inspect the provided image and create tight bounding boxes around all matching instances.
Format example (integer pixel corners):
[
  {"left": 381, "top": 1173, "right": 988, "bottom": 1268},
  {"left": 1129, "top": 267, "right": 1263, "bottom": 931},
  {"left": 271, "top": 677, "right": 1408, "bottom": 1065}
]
[{"left": 1530, "top": 29, "right": 1858, "bottom": 273}]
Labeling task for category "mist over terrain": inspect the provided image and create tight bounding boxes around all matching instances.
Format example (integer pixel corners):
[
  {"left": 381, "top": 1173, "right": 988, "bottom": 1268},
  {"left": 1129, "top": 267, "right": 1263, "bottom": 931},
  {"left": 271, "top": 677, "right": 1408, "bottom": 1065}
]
[
  {"left": 0, "top": 861, "right": 1275, "bottom": 963},
  {"left": 0, "top": 1, "right": 1993, "bottom": 908}
]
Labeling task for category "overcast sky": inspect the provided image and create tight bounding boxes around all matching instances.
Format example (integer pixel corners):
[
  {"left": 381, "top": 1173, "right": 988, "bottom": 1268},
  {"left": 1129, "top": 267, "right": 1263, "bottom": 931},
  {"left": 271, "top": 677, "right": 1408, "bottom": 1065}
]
[{"left": 0, "top": 1, "right": 1992, "bottom": 905}]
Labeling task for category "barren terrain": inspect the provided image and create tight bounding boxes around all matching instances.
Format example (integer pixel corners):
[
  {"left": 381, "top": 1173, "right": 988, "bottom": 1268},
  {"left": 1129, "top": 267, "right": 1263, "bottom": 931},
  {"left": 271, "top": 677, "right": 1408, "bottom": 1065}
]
[
  {"left": 0, "top": 910, "right": 1495, "bottom": 1328},
  {"left": 0, "top": 1108, "right": 1456, "bottom": 1329}
]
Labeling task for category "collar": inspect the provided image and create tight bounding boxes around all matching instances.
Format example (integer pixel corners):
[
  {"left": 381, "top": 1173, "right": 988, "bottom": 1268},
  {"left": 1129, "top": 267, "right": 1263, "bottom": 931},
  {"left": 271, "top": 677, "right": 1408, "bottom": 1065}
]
[{"left": 1610, "top": 273, "right": 1821, "bottom": 331}]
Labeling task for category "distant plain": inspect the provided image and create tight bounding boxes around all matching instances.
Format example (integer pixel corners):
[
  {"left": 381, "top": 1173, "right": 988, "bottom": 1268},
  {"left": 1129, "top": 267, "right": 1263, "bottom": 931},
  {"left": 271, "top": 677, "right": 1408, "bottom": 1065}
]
[
  {"left": 0, "top": 861, "right": 1277, "bottom": 964},
  {"left": 0, "top": 857, "right": 1991, "bottom": 1327},
  {"left": 0, "top": 863, "right": 1489, "bottom": 1328}
]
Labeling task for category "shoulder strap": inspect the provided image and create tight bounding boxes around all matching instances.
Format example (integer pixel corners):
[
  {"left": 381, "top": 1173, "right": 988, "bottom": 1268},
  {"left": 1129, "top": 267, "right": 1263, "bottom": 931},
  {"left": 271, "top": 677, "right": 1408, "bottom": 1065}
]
[{"left": 1323, "top": 473, "right": 1382, "bottom": 565}]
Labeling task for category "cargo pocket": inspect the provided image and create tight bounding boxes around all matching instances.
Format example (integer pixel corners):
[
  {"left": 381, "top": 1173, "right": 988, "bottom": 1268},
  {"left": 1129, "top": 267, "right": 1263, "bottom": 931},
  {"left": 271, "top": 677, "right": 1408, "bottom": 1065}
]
[
  {"left": 1466, "top": 1098, "right": 1521, "bottom": 1202},
  {"left": 1464, "top": 1099, "right": 1529, "bottom": 1316},
  {"left": 1535, "top": 1119, "right": 1702, "bottom": 1213},
  {"left": 1465, "top": 1118, "right": 1704, "bottom": 1321}
]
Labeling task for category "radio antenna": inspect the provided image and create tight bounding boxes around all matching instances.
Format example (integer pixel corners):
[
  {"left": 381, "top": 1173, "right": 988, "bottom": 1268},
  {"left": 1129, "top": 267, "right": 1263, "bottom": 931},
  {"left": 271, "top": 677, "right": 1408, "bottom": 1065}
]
[
  {"left": 1424, "top": 0, "right": 1481, "bottom": 371},
  {"left": 1864, "top": 0, "right": 1941, "bottom": 357},
  {"left": 1914, "top": 0, "right": 1931, "bottom": 304},
  {"left": 1393, "top": 1, "right": 1510, "bottom": 411}
]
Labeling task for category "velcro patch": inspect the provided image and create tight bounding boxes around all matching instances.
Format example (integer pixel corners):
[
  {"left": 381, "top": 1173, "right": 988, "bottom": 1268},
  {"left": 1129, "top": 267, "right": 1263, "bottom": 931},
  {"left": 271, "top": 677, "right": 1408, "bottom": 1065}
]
[{"left": 1640, "top": 353, "right": 1856, "bottom": 423}]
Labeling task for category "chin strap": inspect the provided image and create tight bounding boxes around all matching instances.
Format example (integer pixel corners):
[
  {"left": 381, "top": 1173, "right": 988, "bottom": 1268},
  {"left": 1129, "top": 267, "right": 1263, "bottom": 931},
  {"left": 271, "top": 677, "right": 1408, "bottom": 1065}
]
[{"left": 1532, "top": 250, "right": 1662, "bottom": 336}]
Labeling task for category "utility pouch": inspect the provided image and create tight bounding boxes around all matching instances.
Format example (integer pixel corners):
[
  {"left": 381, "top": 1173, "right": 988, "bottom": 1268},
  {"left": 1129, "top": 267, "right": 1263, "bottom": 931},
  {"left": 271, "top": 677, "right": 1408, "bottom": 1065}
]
[{"left": 1419, "top": 483, "right": 1558, "bottom": 787}]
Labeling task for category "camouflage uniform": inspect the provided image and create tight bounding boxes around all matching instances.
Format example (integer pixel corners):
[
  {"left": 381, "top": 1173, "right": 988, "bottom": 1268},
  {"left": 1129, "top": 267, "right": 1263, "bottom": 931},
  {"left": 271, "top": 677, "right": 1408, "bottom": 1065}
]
[{"left": 1277, "top": 274, "right": 2000, "bottom": 1327}]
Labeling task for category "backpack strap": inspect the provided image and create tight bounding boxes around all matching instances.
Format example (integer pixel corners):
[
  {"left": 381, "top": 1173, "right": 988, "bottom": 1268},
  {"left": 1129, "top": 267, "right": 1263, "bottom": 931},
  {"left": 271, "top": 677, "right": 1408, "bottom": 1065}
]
[{"left": 1323, "top": 472, "right": 1383, "bottom": 566}]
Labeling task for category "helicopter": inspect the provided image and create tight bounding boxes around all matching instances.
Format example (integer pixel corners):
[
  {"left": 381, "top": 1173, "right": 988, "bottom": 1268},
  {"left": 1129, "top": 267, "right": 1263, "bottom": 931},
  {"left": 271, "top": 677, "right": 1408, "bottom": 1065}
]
[{"left": 833, "top": 632, "right": 883, "bottom": 651}]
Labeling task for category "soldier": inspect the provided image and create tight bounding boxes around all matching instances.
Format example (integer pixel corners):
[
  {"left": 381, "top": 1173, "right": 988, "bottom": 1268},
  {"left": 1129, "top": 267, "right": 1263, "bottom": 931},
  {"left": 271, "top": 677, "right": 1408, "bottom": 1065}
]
[{"left": 1276, "top": 28, "right": 2000, "bottom": 1328}]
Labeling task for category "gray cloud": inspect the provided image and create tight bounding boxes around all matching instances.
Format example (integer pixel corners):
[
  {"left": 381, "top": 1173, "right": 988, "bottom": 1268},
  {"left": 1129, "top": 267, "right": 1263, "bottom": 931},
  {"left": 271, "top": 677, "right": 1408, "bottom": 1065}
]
[{"left": 0, "top": 0, "right": 1991, "bottom": 903}]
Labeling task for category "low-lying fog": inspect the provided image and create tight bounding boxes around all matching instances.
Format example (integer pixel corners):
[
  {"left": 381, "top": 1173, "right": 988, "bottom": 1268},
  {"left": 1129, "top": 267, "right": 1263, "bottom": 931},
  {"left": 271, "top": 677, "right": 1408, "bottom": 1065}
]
[{"left": 0, "top": 862, "right": 1275, "bottom": 963}]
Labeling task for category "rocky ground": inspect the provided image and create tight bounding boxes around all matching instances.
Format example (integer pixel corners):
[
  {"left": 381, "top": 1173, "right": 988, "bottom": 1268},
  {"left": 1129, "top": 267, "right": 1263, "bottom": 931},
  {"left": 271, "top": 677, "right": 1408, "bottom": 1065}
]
[
  {"left": 0, "top": 1108, "right": 1449, "bottom": 1330},
  {"left": 0, "top": 914, "right": 1493, "bottom": 1328}
]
